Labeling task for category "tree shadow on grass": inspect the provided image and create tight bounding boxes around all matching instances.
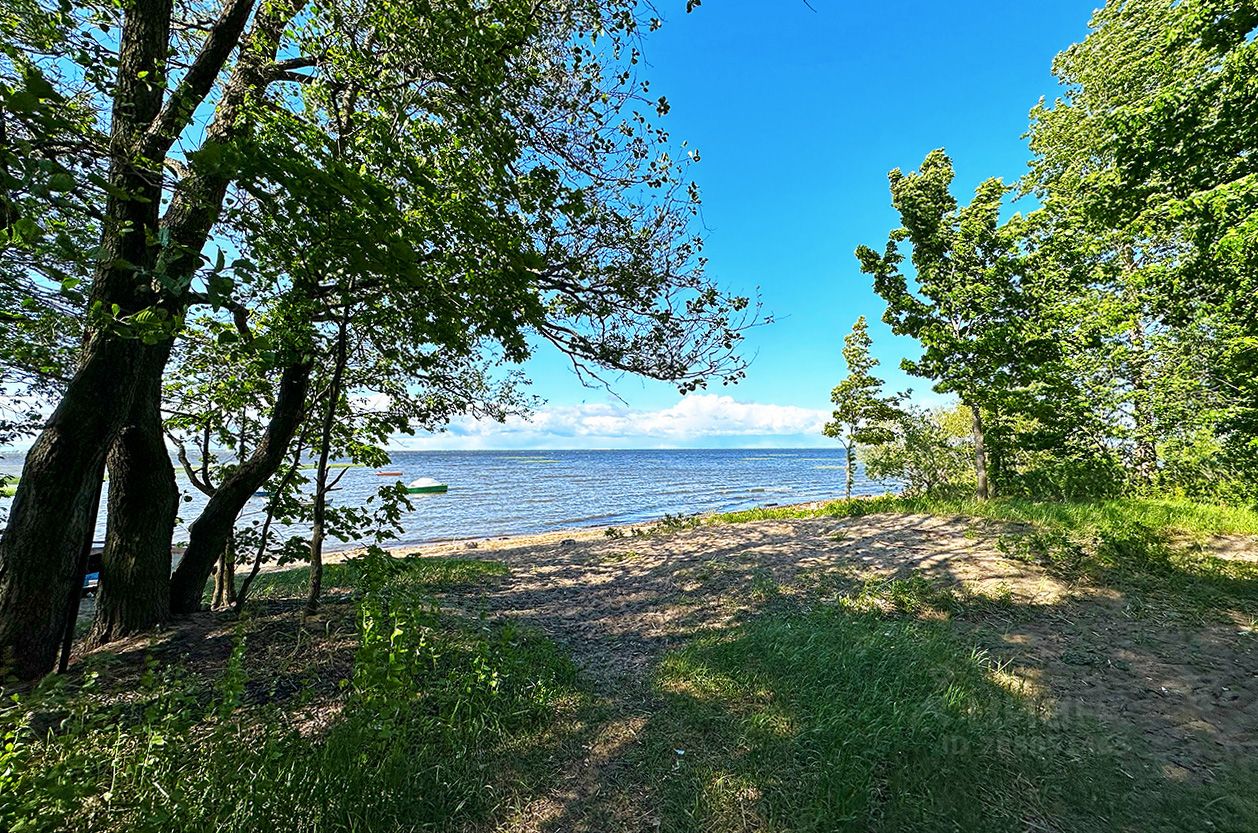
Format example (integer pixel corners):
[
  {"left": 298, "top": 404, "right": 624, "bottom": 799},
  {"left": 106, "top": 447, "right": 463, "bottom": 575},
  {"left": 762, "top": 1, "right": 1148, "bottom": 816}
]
[
  {"left": 455, "top": 518, "right": 1258, "bottom": 830},
  {"left": 627, "top": 600, "right": 1257, "bottom": 833}
]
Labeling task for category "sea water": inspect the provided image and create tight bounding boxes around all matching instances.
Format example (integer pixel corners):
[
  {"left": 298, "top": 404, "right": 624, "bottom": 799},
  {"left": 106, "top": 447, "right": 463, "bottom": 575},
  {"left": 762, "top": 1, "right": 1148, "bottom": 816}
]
[{"left": 0, "top": 447, "right": 882, "bottom": 549}]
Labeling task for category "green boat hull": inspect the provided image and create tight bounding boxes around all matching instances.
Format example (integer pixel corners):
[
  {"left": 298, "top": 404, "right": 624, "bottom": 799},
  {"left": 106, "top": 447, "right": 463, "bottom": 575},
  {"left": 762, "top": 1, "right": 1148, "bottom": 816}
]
[{"left": 404, "top": 484, "right": 448, "bottom": 494}]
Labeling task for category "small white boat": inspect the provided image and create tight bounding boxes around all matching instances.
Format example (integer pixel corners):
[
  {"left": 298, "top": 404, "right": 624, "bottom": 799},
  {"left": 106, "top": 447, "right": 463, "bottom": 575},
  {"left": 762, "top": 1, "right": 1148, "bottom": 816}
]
[{"left": 405, "top": 477, "right": 448, "bottom": 494}]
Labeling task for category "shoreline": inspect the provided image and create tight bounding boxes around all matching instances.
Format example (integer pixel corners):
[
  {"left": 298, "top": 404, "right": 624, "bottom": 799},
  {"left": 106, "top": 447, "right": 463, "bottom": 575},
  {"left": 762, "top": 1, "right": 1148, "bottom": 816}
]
[
  {"left": 314, "top": 494, "right": 854, "bottom": 556},
  {"left": 322, "top": 496, "right": 845, "bottom": 565}
]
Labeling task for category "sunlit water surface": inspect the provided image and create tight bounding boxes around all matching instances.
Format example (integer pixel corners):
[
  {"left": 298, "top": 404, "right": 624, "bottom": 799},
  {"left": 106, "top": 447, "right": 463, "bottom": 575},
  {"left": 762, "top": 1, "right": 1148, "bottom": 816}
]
[{"left": 0, "top": 448, "right": 882, "bottom": 550}]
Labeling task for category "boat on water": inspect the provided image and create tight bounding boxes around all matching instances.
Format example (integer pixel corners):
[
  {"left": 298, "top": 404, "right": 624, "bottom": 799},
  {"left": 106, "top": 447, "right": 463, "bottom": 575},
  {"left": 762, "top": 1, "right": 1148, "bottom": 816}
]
[
  {"left": 376, "top": 470, "right": 403, "bottom": 477},
  {"left": 405, "top": 477, "right": 448, "bottom": 494}
]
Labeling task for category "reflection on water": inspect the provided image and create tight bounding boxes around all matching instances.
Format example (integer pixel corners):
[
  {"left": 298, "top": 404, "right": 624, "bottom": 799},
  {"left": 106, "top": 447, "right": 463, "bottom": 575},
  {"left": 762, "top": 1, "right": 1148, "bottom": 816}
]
[{"left": 0, "top": 448, "right": 879, "bottom": 549}]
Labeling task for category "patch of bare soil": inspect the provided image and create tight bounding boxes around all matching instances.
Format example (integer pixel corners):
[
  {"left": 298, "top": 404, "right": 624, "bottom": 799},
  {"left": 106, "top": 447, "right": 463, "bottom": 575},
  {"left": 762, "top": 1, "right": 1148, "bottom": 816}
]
[
  {"left": 71, "top": 512, "right": 1257, "bottom": 830},
  {"left": 387, "top": 513, "right": 1258, "bottom": 829}
]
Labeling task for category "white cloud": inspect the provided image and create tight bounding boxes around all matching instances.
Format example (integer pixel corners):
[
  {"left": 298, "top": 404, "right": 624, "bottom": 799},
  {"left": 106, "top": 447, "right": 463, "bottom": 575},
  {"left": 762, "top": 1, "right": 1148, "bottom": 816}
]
[{"left": 391, "top": 394, "right": 832, "bottom": 450}]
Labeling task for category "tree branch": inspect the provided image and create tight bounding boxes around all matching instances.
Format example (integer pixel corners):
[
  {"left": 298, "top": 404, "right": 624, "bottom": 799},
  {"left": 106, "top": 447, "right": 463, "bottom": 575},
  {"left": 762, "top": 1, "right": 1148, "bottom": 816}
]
[{"left": 144, "top": 0, "right": 258, "bottom": 158}]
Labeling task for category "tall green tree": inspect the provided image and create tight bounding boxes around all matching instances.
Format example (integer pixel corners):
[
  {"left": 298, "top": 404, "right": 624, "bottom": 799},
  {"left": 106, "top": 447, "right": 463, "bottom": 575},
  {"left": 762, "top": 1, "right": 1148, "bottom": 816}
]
[
  {"left": 1026, "top": 0, "right": 1258, "bottom": 501},
  {"left": 1100, "top": 0, "right": 1258, "bottom": 498},
  {"left": 1026, "top": 0, "right": 1197, "bottom": 491},
  {"left": 823, "top": 316, "right": 901, "bottom": 501},
  {"left": 857, "top": 150, "right": 1032, "bottom": 500},
  {"left": 0, "top": 0, "right": 754, "bottom": 680}
]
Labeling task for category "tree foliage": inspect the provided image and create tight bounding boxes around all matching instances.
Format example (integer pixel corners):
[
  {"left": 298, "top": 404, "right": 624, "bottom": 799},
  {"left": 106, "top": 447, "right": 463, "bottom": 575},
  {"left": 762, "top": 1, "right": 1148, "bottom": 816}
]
[
  {"left": 0, "top": 0, "right": 758, "bottom": 680},
  {"left": 823, "top": 316, "right": 902, "bottom": 501},
  {"left": 857, "top": 2, "right": 1258, "bottom": 506}
]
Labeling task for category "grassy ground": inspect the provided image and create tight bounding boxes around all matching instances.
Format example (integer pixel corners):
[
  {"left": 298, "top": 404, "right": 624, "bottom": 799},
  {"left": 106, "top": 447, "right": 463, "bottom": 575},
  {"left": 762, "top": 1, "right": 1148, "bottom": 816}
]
[
  {"left": 715, "top": 494, "right": 1258, "bottom": 536},
  {"left": 630, "top": 495, "right": 1258, "bottom": 831},
  {"left": 716, "top": 495, "right": 1258, "bottom": 619},
  {"left": 239, "top": 556, "right": 508, "bottom": 600},
  {"left": 3, "top": 554, "right": 589, "bottom": 833},
  {"left": 6, "top": 497, "right": 1257, "bottom": 831},
  {"left": 638, "top": 583, "right": 1255, "bottom": 833}
]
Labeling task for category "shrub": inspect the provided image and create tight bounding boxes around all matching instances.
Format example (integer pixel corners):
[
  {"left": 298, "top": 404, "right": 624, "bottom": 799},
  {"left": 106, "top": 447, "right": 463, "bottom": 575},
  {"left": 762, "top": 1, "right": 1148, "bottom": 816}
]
[
  {"left": 0, "top": 552, "right": 581, "bottom": 833},
  {"left": 864, "top": 405, "right": 973, "bottom": 497}
]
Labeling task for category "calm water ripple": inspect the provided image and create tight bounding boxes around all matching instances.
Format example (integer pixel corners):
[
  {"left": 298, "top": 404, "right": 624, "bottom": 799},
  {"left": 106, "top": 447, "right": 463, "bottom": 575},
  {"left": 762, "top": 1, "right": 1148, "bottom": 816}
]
[{"left": 0, "top": 448, "right": 883, "bottom": 550}]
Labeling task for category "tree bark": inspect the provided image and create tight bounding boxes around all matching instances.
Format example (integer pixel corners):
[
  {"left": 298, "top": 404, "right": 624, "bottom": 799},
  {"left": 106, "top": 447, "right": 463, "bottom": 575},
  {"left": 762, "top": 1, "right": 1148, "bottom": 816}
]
[
  {"left": 212, "top": 536, "right": 238, "bottom": 610},
  {"left": 307, "top": 317, "right": 349, "bottom": 613},
  {"left": 0, "top": 0, "right": 173, "bottom": 679},
  {"left": 169, "top": 361, "right": 312, "bottom": 613},
  {"left": 87, "top": 343, "right": 179, "bottom": 647},
  {"left": 970, "top": 404, "right": 990, "bottom": 500},
  {"left": 844, "top": 441, "right": 855, "bottom": 501},
  {"left": 0, "top": 0, "right": 300, "bottom": 678},
  {"left": 113, "top": 0, "right": 300, "bottom": 616}
]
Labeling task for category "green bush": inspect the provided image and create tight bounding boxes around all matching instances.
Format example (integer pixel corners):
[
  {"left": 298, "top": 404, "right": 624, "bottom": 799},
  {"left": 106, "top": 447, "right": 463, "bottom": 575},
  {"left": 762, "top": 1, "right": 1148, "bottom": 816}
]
[{"left": 864, "top": 406, "right": 973, "bottom": 497}]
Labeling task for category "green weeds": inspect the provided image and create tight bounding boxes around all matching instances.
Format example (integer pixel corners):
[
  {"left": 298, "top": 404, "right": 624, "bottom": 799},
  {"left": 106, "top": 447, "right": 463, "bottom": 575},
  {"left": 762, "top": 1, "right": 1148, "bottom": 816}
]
[{"left": 2, "top": 553, "right": 580, "bottom": 833}]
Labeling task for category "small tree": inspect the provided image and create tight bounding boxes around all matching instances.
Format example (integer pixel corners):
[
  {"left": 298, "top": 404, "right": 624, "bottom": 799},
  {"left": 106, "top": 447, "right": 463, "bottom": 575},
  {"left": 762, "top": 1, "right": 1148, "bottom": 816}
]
[
  {"left": 865, "top": 405, "right": 975, "bottom": 498},
  {"left": 823, "top": 317, "right": 902, "bottom": 500}
]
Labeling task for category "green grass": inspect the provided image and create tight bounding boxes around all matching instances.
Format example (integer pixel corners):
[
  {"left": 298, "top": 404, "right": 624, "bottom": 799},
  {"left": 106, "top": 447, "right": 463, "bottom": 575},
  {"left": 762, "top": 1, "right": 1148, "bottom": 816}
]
[
  {"left": 714, "top": 494, "right": 1258, "bottom": 537},
  {"left": 714, "top": 495, "right": 1258, "bottom": 617},
  {"left": 240, "top": 554, "right": 508, "bottom": 601},
  {"left": 901, "top": 496, "right": 1258, "bottom": 537},
  {"left": 5, "top": 555, "right": 578, "bottom": 833},
  {"left": 641, "top": 600, "right": 1257, "bottom": 832}
]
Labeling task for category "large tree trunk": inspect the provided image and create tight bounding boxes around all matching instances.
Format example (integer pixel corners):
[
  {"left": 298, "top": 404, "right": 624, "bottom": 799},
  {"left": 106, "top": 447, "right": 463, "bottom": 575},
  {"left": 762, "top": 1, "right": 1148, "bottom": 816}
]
[
  {"left": 135, "top": 0, "right": 301, "bottom": 616},
  {"left": 0, "top": 0, "right": 173, "bottom": 679},
  {"left": 169, "top": 361, "right": 313, "bottom": 613},
  {"left": 0, "top": 0, "right": 298, "bottom": 678},
  {"left": 87, "top": 344, "right": 179, "bottom": 647},
  {"left": 0, "top": 381, "right": 116, "bottom": 679},
  {"left": 970, "top": 404, "right": 990, "bottom": 500}
]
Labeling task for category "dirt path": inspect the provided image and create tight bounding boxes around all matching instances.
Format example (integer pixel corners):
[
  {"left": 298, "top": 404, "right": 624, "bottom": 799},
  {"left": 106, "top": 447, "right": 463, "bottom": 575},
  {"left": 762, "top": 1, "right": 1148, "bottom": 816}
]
[
  {"left": 385, "top": 513, "right": 1258, "bottom": 829},
  {"left": 69, "top": 509, "right": 1258, "bottom": 831}
]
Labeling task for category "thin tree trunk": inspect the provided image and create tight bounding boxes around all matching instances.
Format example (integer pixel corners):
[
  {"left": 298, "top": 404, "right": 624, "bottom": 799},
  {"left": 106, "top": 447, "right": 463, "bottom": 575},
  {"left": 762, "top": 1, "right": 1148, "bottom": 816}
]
[
  {"left": 59, "top": 473, "right": 104, "bottom": 673},
  {"left": 970, "top": 404, "right": 990, "bottom": 500},
  {"left": 1128, "top": 317, "right": 1157, "bottom": 487},
  {"left": 170, "top": 361, "right": 313, "bottom": 614},
  {"left": 215, "top": 413, "right": 250, "bottom": 608},
  {"left": 1117, "top": 244, "right": 1157, "bottom": 487},
  {"left": 235, "top": 448, "right": 303, "bottom": 613},
  {"left": 307, "top": 317, "right": 349, "bottom": 614},
  {"left": 235, "top": 516, "right": 273, "bottom": 613},
  {"left": 845, "top": 441, "right": 855, "bottom": 501},
  {"left": 88, "top": 343, "right": 179, "bottom": 647},
  {"left": 212, "top": 536, "right": 237, "bottom": 610}
]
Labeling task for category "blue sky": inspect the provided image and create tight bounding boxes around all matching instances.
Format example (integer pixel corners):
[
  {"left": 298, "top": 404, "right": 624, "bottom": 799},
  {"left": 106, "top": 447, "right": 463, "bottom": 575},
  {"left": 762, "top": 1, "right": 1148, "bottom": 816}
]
[{"left": 415, "top": 0, "right": 1102, "bottom": 450}]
